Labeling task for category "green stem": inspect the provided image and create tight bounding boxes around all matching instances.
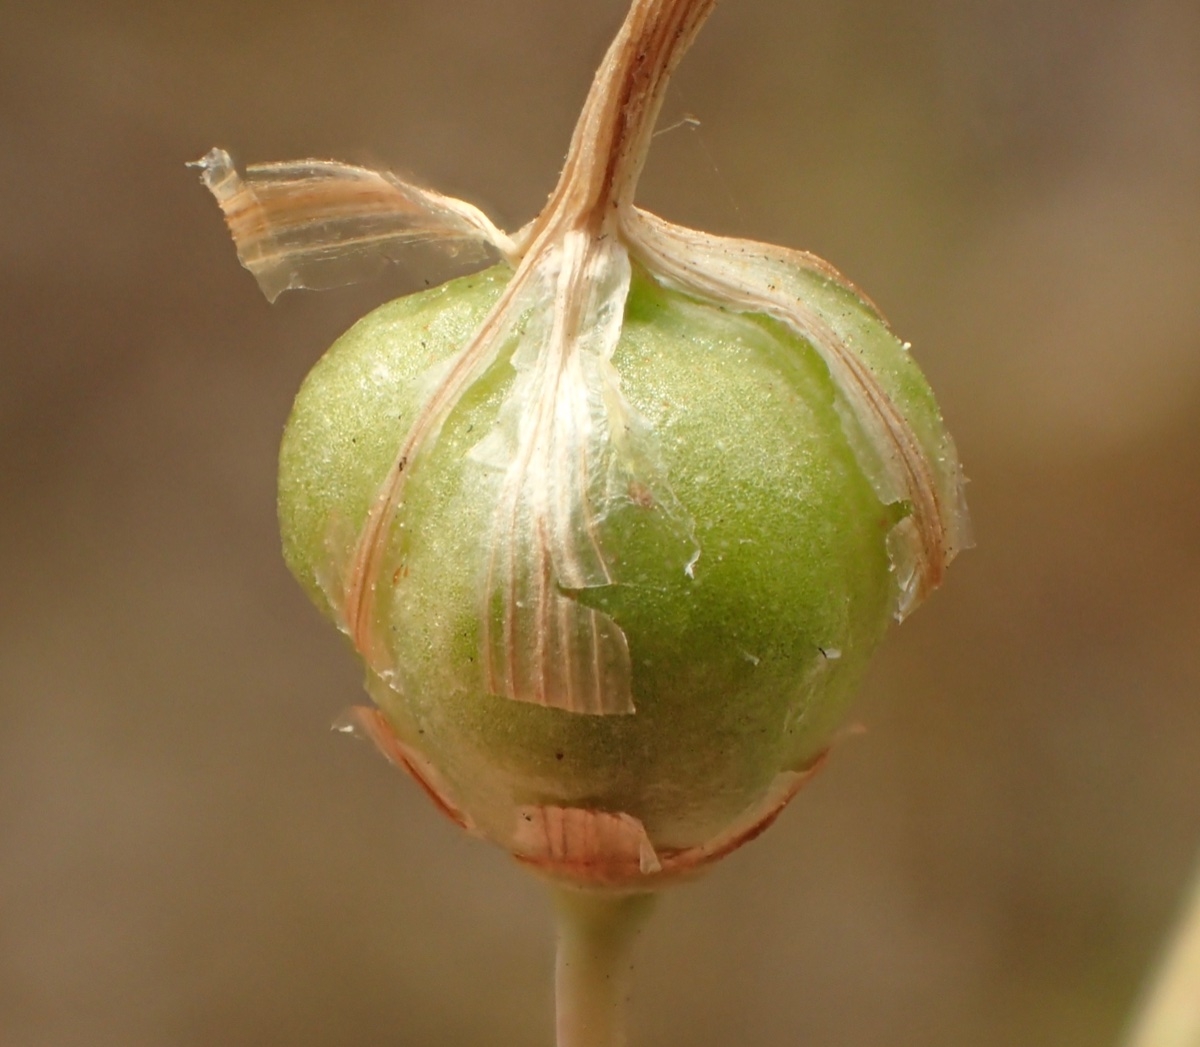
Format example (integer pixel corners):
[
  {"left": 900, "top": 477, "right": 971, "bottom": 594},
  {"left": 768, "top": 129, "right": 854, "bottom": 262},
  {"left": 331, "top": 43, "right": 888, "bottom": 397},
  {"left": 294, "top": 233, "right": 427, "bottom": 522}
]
[
  {"left": 553, "top": 888, "right": 657, "bottom": 1047},
  {"left": 1124, "top": 852, "right": 1200, "bottom": 1047}
]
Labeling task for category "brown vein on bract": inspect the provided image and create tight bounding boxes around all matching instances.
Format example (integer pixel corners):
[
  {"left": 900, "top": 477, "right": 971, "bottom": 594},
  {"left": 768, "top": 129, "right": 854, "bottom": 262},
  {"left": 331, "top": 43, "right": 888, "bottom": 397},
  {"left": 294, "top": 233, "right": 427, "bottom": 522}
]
[
  {"left": 513, "top": 807, "right": 661, "bottom": 888},
  {"left": 548, "top": 247, "right": 616, "bottom": 714},
  {"left": 342, "top": 265, "right": 537, "bottom": 667},
  {"left": 771, "top": 298, "right": 948, "bottom": 600},
  {"left": 348, "top": 706, "right": 475, "bottom": 831},
  {"left": 546, "top": 240, "right": 611, "bottom": 594},
  {"left": 512, "top": 752, "right": 829, "bottom": 889},
  {"left": 481, "top": 266, "right": 564, "bottom": 703},
  {"left": 228, "top": 177, "right": 431, "bottom": 237},
  {"left": 623, "top": 210, "right": 957, "bottom": 610},
  {"left": 194, "top": 149, "right": 514, "bottom": 297},
  {"left": 480, "top": 235, "right": 624, "bottom": 714},
  {"left": 670, "top": 752, "right": 828, "bottom": 871}
]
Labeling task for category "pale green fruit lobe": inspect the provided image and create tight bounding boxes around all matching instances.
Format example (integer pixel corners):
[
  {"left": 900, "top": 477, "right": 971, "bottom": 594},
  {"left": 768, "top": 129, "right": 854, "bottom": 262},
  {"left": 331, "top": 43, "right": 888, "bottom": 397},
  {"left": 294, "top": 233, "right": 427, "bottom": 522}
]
[{"left": 279, "top": 263, "right": 900, "bottom": 854}]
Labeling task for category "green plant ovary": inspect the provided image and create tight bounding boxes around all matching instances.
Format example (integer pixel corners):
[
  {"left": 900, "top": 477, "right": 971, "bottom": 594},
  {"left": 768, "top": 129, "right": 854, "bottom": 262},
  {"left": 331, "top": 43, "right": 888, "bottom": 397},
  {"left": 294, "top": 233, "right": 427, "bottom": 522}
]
[{"left": 279, "top": 264, "right": 902, "bottom": 855}]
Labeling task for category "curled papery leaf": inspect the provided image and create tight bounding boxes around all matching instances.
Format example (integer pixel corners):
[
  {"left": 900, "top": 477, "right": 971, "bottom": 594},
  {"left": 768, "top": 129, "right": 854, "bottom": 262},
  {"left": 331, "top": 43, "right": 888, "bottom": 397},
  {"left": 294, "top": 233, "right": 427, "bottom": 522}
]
[{"left": 191, "top": 148, "right": 514, "bottom": 301}]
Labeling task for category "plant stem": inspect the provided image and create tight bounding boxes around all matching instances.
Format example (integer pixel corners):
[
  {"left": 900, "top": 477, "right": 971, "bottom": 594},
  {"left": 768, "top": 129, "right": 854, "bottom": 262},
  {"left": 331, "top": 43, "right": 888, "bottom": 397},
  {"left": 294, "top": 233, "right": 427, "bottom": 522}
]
[
  {"left": 553, "top": 888, "right": 657, "bottom": 1047},
  {"left": 525, "top": 0, "right": 716, "bottom": 246},
  {"left": 1124, "top": 852, "right": 1200, "bottom": 1047}
]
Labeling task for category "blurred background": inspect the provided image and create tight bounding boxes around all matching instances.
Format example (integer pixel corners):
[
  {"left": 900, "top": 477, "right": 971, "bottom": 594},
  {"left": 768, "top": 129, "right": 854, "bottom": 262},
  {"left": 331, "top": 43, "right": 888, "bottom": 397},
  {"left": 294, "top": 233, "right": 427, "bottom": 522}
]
[{"left": 2, "top": 0, "right": 1198, "bottom": 1044}]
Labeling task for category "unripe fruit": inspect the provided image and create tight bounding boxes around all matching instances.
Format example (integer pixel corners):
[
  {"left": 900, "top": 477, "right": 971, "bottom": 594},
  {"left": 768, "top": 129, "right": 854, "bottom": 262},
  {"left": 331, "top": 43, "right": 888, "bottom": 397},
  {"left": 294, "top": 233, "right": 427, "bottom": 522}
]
[
  {"left": 197, "top": 0, "right": 967, "bottom": 889},
  {"left": 276, "top": 257, "right": 960, "bottom": 885}
]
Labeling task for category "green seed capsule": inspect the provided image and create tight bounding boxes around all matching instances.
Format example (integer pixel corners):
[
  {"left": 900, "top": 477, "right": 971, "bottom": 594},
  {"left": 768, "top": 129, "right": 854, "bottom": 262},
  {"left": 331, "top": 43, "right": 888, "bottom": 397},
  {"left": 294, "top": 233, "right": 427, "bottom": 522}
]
[
  {"left": 196, "top": 0, "right": 967, "bottom": 889},
  {"left": 275, "top": 256, "right": 961, "bottom": 885}
]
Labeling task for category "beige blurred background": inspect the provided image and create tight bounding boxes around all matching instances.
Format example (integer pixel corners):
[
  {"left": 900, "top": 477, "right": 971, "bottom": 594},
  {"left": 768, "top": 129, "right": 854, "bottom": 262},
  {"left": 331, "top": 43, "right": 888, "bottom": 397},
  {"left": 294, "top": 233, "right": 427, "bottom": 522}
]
[{"left": 2, "top": 1, "right": 1198, "bottom": 1045}]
